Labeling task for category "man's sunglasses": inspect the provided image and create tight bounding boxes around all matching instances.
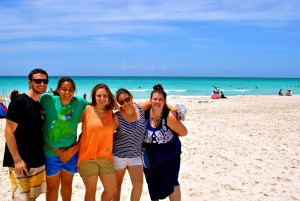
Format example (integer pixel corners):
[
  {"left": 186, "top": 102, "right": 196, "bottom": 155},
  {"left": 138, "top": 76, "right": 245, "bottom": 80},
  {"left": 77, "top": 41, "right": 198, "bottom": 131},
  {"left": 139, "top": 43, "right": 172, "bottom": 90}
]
[
  {"left": 118, "top": 97, "right": 131, "bottom": 105},
  {"left": 31, "top": 79, "right": 49, "bottom": 84}
]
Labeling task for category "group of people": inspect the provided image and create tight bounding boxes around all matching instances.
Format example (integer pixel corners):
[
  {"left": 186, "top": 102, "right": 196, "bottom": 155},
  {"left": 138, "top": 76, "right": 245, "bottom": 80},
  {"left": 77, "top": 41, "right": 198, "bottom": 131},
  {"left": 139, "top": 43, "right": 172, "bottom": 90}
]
[
  {"left": 3, "top": 68, "right": 188, "bottom": 201},
  {"left": 278, "top": 89, "right": 292, "bottom": 96},
  {"left": 211, "top": 86, "right": 227, "bottom": 99}
]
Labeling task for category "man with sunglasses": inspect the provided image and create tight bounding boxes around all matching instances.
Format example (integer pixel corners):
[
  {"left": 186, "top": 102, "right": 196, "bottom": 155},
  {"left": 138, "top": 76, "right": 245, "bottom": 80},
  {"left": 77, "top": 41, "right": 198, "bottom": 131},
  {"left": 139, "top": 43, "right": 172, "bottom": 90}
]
[{"left": 3, "top": 68, "right": 48, "bottom": 201}]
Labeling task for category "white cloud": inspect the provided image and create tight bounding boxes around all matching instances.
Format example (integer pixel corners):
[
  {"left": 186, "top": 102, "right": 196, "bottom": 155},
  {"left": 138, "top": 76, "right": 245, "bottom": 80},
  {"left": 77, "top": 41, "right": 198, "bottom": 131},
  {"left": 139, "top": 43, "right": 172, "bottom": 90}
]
[
  {"left": 1, "top": 0, "right": 299, "bottom": 29},
  {"left": 0, "top": 0, "right": 299, "bottom": 48},
  {"left": 120, "top": 62, "right": 139, "bottom": 70},
  {"left": 120, "top": 62, "right": 167, "bottom": 71},
  {"left": 16, "top": 0, "right": 300, "bottom": 21}
]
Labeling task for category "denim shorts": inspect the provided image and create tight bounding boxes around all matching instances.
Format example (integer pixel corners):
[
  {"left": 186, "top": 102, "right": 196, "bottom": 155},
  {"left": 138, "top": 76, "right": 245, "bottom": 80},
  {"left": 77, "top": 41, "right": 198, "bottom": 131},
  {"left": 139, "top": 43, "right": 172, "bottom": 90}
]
[{"left": 45, "top": 153, "right": 78, "bottom": 176}]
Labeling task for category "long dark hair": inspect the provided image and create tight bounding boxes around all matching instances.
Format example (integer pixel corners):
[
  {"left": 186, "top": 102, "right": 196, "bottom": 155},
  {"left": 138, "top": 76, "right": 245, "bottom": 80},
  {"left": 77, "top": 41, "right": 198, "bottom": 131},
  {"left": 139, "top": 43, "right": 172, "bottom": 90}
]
[{"left": 90, "top": 84, "right": 116, "bottom": 110}]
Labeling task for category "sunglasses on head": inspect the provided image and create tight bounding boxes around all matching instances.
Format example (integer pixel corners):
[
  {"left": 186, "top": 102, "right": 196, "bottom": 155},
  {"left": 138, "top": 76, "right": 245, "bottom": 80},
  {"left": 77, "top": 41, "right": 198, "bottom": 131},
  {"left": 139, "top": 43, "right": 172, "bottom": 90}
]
[
  {"left": 32, "top": 79, "right": 49, "bottom": 84},
  {"left": 118, "top": 97, "right": 131, "bottom": 105}
]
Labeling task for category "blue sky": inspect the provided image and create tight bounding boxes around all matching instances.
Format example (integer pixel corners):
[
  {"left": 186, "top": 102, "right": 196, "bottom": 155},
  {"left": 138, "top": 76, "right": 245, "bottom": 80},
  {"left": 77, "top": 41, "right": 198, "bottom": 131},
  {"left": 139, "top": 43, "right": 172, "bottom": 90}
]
[{"left": 0, "top": 0, "right": 299, "bottom": 77}]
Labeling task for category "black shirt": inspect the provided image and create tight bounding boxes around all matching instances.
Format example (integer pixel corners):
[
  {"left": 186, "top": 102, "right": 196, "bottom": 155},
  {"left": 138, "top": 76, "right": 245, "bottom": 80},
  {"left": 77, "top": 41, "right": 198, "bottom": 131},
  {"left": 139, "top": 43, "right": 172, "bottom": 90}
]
[{"left": 3, "top": 93, "right": 45, "bottom": 168}]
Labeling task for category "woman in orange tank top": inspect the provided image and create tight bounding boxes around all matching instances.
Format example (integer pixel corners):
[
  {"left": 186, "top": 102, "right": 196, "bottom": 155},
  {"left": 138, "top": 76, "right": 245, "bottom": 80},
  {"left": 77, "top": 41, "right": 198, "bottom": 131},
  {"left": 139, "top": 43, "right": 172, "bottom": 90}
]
[{"left": 77, "top": 84, "right": 119, "bottom": 201}]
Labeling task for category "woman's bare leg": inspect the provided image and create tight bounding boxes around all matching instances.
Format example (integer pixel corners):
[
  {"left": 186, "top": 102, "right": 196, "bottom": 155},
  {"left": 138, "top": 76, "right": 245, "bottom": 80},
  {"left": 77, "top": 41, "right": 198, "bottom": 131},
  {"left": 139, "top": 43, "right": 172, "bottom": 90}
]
[
  {"left": 46, "top": 172, "right": 61, "bottom": 201},
  {"left": 99, "top": 173, "right": 117, "bottom": 201},
  {"left": 169, "top": 186, "right": 181, "bottom": 201},
  {"left": 113, "top": 168, "right": 126, "bottom": 201},
  {"left": 128, "top": 165, "right": 143, "bottom": 201},
  {"left": 82, "top": 175, "right": 98, "bottom": 201},
  {"left": 60, "top": 170, "right": 74, "bottom": 201}
]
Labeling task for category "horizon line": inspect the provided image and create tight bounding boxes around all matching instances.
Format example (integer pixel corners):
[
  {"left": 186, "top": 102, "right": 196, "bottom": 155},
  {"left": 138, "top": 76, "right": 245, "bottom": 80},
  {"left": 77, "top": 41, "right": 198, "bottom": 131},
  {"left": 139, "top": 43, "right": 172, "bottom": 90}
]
[{"left": 0, "top": 75, "right": 300, "bottom": 79}]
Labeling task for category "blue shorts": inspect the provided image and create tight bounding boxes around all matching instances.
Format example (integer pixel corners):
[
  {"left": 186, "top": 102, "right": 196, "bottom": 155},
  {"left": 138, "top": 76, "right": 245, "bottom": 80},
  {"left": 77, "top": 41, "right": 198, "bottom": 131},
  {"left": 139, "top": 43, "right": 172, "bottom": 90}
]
[{"left": 45, "top": 153, "right": 78, "bottom": 176}]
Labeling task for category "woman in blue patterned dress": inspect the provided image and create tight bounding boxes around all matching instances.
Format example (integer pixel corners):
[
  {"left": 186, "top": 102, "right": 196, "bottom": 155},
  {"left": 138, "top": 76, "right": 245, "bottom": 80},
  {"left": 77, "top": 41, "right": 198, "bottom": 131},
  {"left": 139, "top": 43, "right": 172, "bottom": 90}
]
[{"left": 143, "top": 84, "right": 187, "bottom": 201}]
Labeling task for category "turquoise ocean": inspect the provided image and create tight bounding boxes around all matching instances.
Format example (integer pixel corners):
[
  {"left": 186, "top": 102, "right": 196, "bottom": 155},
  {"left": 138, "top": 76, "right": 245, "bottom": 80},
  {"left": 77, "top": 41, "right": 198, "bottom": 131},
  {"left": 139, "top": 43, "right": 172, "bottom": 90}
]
[{"left": 1, "top": 76, "right": 299, "bottom": 101}]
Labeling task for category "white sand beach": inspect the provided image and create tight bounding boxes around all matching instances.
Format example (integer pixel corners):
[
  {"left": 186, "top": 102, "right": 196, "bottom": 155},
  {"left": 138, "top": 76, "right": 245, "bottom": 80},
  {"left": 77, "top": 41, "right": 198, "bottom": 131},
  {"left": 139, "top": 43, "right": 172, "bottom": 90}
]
[{"left": 1, "top": 95, "right": 299, "bottom": 201}]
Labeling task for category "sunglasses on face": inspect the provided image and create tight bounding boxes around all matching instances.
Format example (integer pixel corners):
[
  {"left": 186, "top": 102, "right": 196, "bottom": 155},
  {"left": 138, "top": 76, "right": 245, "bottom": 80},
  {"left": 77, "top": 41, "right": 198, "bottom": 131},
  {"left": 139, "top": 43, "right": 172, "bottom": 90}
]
[
  {"left": 118, "top": 97, "right": 131, "bottom": 105},
  {"left": 31, "top": 79, "right": 49, "bottom": 84}
]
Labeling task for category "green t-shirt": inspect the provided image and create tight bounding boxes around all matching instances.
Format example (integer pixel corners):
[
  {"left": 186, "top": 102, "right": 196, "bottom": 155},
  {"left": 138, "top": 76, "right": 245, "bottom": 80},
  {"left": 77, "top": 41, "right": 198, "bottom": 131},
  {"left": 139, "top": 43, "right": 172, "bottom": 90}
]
[{"left": 40, "top": 94, "right": 89, "bottom": 156}]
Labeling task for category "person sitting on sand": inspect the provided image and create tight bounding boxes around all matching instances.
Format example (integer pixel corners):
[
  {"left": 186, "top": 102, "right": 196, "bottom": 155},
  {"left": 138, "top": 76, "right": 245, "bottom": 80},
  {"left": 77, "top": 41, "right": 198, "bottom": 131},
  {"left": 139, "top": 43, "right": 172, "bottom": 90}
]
[
  {"left": 278, "top": 89, "right": 283, "bottom": 96},
  {"left": 285, "top": 90, "right": 292, "bottom": 96},
  {"left": 212, "top": 86, "right": 220, "bottom": 95},
  {"left": 220, "top": 91, "right": 227, "bottom": 99}
]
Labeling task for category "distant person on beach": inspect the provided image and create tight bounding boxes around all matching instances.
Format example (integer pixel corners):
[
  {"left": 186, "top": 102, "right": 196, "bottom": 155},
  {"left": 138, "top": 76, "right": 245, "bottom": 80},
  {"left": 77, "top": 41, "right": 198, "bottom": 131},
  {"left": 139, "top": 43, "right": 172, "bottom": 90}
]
[
  {"left": 213, "top": 86, "right": 220, "bottom": 94},
  {"left": 220, "top": 91, "right": 227, "bottom": 99},
  {"left": 48, "top": 87, "right": 54, "bottom": 94},
  {"left": 3, "top": 68, "right": 48, "bottom": 200},
  {"left": 9, "top": 89, "right": 20, "bottom": 101},
  {"left": 278, "top": 89, "right": 283, "bottom": 96},
  {"left": 40, "top": 77, "right": 89, "bottom": 201},
  {"left": 77, "top": 84, "right": 118, "bottom": 201},
  {"left": 285, "top": 90, "right": 292, "bottom": 96},
  {"left": 83, "top": 93, "right": 87, "bottom": 99},
  {"left": 143, "top": 84, "right": 187, "bottom": 201}
]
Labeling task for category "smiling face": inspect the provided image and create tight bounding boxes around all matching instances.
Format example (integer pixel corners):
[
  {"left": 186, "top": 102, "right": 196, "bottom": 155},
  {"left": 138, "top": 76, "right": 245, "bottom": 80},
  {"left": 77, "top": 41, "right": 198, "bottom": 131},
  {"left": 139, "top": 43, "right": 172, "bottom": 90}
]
[
  {"left": 117, "top": 93, "right": 132, "bottom": 110},
  {"left": 57, "top": 81, "right": 75, "bottom": 105},
  {"left": 29, "top": 73, "right": 48, "bottom": 95},
  {"left": 150, "top": 92, "right": 166, "bottom": 110},
  {"left": 95, "top": 88, "right": 110, "bottom": 109}
]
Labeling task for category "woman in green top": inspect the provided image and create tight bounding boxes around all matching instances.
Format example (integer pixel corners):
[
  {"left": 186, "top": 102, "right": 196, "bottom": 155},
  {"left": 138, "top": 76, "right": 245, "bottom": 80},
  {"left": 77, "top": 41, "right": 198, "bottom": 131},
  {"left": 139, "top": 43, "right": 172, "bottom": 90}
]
[{"left": 40, "top": 77, "right": 89, "bottom": 201}]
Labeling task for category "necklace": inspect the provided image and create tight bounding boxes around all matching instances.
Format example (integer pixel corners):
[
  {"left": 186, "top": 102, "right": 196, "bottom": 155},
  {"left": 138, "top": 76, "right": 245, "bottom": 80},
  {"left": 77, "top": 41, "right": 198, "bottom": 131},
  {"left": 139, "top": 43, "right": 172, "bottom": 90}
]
[
  {"left": 151, "top": 114, "right": 162, "bottom": 123},
  {"left": 150, "top": 109, "right": 163, "bottom": 127}
]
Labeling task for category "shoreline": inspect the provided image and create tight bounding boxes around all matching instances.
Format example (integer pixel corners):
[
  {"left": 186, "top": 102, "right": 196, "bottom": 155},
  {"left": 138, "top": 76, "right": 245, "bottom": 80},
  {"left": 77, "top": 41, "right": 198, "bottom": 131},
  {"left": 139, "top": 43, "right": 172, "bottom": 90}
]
[
  {"left": 1, "top": 95, "right": 299, "bottom": 200},
  {"left": 1, "top": 76, "right": 299, "bottom": 99}
]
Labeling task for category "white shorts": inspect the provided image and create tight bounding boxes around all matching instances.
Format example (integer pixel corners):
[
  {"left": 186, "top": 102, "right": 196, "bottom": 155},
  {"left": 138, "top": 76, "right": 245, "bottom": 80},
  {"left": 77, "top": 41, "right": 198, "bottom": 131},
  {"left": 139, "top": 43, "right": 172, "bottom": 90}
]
[{"left": 113, "top": 156, "right": 143, "bottom": 170}]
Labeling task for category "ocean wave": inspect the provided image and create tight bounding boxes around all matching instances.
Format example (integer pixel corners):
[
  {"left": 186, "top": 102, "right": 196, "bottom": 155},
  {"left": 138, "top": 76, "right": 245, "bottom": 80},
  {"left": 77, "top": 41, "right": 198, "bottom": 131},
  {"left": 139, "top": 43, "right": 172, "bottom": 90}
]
[
  {"left": 224, "top": 89, "right": 251, "bottom": 92},
  {"left": 128, "top": 89, "right": 149, "bottom": 92},
  {"left": 165, "top": 90, "right": 186, "bottom": 92},
  {"left": 129, "top": 89, "right": 186, "bottom": 93}
]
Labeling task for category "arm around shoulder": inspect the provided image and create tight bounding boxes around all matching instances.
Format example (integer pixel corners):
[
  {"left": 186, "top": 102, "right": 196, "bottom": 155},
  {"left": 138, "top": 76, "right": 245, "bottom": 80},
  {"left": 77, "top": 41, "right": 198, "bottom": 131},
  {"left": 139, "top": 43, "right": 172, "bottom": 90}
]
[
  {"left": 112, "top": 113, "right": 119, "bottom": 131},
  {"left": 167, "top": 111, "right": 188, "bottom": 137},
  {"left": 137, "top": 100, "right": 150, "bottom": 112}
]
